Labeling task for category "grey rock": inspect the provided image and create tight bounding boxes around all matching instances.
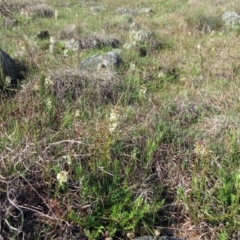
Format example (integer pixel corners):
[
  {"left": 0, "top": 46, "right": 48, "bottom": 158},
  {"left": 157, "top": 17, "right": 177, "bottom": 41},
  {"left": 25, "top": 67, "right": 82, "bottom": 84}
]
[
  {"left": 222, "top": 12, "right": 240, "bottom": 29},
  {"left": 80, "top": 51, "right": 123, "bottom": 70},
  {"left": 133, "top": 236, "right": 185, "bottom": 240},
  {"left": 0, "top": 48, "right": 20, "bottom": 88}
]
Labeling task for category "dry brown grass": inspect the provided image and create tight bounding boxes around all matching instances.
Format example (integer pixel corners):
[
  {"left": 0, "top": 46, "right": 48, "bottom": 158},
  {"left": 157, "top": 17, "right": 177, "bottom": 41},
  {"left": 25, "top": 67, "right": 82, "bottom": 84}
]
[{"left": 14, "top": 68, "right": 127, "bottom": 110}]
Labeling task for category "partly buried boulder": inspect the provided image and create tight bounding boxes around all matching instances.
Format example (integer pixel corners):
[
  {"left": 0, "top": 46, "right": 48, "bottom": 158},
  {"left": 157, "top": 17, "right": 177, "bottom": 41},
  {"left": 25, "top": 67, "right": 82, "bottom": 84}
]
[
  {"left": 80, "top": 51, "right": 123, "bottom": 71},
  {"left": 0, "top": 48, "right": 23, "bottom": 90},
  {"left": 222, "top": 12, "right": 240, "bottom": 29}
]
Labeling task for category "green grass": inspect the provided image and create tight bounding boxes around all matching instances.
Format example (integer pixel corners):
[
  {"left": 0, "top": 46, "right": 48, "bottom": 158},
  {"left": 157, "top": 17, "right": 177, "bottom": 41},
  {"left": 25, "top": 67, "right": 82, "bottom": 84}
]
[{"left": 1, "top": 0, "right": 240, "bottom": 239}]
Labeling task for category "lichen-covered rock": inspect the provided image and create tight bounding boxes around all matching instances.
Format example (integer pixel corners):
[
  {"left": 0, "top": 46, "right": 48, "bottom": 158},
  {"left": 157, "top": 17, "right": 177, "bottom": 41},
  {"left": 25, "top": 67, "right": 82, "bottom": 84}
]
[
  {"left": 222, "top": 12, "right": 240, "bottom": 29},
  {"left": 80, "top": 51, "right": 123, "bottom": 70}
]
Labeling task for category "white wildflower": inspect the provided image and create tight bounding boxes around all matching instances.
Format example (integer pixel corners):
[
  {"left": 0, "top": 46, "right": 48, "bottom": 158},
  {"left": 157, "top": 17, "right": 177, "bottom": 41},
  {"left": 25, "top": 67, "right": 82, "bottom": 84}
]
[
  {"left": 158, "top": 71, "right": 165, "bottom": 78},
  {"left": 109, "top": 107, "right": 120, "bottom": 133},
  {"left": 33, "top": 81, "right": 40, "bottom": 91},
  {"left": 130, "top": 63, "right": 136, "bottom": 71},
  {"left": 67, "top": 150, "right": 75, "bottom": 165},
  {"left": 57, "top": 171, "right": 68, "bottom": 186},
  {"left": 75, "top": 110, "right": 80, "bottom": 118},
  {"left": 44, "top": 76, "right": 53, "bottom": 87},
  {"left": 46, "top": 97, "right": 52, "bottom": 111},
  {"left": 50, "top": 37, "right": 56, "bottom": 44},
  {"left": 67, "top": 154, "right": 72, "bottom": 165},
  {"left": 49, "top": 44, "right": 54, "bottom": 53},
  {"left": 5, "top": 76, "right": 11, "bottom": 87},
  {"left": 93, "top": 40, "right": 98, "bottom": 47},
  {"left": 63, "top": 49, "right": 68, "bottom": 56},
  {"left": 20, "top": 10, "right": 30, "bottom": 19},
  {"left": 139, "top": 84, "right": 147, "bottom": 98},
  {"left": 197, "top": 44, "right": 201, "bottom": 51},
  {"left": 62, "top": 155, "right": 72, "bottom": 165},
  {"left": 49, "top": 37, "right": 55, "bottom": 53},
  {"left": 55, "top": 10, "right": 59, "bottom": 19}
]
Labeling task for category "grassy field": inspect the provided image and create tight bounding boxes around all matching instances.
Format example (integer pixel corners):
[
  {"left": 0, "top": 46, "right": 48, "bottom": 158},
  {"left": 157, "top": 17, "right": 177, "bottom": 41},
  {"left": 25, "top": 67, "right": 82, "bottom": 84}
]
[{"left": 1, "top": 0, "right": 240, "bottom": 239}]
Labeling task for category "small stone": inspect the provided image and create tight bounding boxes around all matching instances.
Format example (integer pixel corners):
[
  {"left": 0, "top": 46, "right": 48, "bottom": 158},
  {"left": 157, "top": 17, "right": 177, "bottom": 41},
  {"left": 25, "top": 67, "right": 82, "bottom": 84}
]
[
  {"left": 154, "top": 229, "right": 161, "bottom": 237},
  {"left": 105, "top": 238, "right": 112, "bottom": 240},
  {"left": 127, "top": 232, "right": 135, "bottom": 239},
  {"left": 36, "top": 30, "right": 50, "bottom": 39}
]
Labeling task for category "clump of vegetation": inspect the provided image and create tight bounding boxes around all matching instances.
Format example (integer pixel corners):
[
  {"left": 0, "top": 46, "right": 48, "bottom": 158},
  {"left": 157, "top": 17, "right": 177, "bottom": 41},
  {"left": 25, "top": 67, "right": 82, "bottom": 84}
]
[
  {"left": 7, "top": 0, "right": 54, "bottom": 18},
  {"left": 1, "top": 0, "right": 240, "bottom": 239}
]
